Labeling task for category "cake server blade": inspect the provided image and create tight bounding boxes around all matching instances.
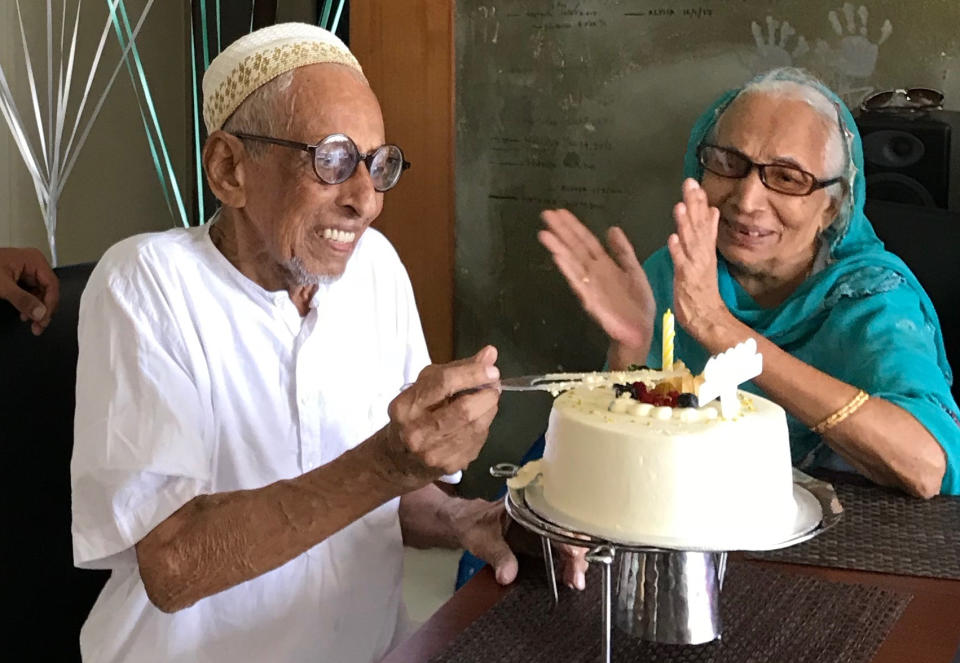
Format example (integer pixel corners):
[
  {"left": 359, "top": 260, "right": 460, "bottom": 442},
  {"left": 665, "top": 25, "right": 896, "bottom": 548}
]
[
  {"left": 400, "top": 376, "right": 572, "bottom": 395},
  {"left": 406, "top": 371, "right": 643, "bottom": 395},
  {"left": 497, "top": 375, "right": 557, "bottom": 391},
  {"left": 498, "top": 373, "right": 597, "bottom": 392}
]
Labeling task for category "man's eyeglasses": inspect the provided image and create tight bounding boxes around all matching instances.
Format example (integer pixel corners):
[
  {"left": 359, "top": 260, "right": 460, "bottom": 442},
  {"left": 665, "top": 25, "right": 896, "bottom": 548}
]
[
  {"left": 233, "top": 132, "right": 411, "bottom": 192},
  {"left": 860, "top": 87, "right": 944, "bottom": 113},
  {"left": 697, "top": 144, "right": 843, "bottom": 196}
]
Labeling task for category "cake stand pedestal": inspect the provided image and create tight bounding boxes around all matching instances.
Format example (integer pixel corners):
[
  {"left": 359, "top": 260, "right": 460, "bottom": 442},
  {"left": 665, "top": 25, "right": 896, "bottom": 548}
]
[{"left": 489, "top": 464, "right": 843, "bottom": 663}]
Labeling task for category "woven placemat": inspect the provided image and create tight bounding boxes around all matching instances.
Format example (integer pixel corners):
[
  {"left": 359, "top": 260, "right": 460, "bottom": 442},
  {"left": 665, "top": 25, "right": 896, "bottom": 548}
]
[
  {"left": 430, "top": 558, "right": 911, "bottom": 663},
  {"left": 748, "top": 479, "right": 960, "bottom": 579}
]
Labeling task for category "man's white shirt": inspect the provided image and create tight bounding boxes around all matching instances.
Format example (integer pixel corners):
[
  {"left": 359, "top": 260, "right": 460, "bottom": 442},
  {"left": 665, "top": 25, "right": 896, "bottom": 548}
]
[{"left": 71, "top": 223, "right": 440, "bottom": 662}]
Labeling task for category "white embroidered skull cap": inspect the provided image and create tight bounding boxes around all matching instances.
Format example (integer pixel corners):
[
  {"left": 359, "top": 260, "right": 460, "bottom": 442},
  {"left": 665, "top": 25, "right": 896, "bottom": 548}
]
[{"left": 202, "top": 22, "right": 364, "bottom": 133}]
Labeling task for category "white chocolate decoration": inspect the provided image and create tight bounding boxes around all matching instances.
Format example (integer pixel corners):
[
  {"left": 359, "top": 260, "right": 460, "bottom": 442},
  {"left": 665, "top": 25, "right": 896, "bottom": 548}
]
[{"left": 697, "top": 338, "right": 763, "bottom": 419}]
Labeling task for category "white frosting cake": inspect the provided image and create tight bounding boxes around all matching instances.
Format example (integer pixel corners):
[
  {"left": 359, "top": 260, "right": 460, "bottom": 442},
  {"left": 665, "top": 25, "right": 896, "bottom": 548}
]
[{"left": 530, "top": 383, "right": 799, "bottom": 549}]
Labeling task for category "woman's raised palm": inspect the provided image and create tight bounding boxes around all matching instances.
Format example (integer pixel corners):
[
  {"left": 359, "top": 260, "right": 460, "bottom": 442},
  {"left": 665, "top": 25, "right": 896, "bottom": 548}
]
[{"left": 539, "top": 209, "right": 655, "bottom": 349}]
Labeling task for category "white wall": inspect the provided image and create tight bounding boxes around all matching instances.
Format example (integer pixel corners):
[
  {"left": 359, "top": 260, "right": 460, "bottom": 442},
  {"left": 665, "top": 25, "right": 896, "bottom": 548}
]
[{"left": 0, "top": 0, "right": 189, "bottom": 266}]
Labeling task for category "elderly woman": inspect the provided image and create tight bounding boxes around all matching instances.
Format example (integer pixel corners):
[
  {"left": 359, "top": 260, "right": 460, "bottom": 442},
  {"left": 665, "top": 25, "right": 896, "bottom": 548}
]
[{"left": 539, "top": 67, "right": 959, "bottom": 498}]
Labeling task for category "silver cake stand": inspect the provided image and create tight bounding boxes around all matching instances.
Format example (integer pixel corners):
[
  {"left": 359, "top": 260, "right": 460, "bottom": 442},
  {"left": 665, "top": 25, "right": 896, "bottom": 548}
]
[{"left": 490, "top": 463, "right": 843, "bottom": 663}]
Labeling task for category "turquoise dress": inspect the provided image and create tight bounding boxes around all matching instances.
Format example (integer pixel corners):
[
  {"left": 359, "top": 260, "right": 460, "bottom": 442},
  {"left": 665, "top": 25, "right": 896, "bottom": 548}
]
[{"left": 643, "top": 71, "right": 960, "bottom": 494}]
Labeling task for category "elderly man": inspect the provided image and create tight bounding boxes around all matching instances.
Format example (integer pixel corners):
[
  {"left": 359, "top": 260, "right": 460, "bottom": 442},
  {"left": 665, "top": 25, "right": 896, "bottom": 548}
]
[{"left": 71, "top": 24, "right": 582, "bottom": 663}]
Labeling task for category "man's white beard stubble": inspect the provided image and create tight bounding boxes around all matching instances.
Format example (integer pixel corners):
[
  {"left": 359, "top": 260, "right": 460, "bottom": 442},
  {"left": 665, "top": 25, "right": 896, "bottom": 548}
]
[{"left": 283, "top": 256, "right": 341, "bottom": 286}]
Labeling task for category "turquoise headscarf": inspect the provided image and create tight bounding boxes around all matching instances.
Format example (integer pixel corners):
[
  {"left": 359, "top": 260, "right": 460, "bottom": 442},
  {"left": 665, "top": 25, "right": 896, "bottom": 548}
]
[{"left": 642, "top": 68, "right": 960, "bottom": 494}]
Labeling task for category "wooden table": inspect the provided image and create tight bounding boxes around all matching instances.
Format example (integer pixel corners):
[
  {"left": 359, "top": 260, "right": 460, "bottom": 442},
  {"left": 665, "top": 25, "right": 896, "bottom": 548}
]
[{"left": 381, "top": 556, "right": 960, "bottom": 663}]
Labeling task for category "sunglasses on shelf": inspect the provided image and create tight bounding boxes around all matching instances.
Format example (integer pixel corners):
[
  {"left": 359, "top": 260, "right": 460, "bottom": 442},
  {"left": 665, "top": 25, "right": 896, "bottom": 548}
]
[{"left": 859, "top": 88, "right": 944, "bottom": 112}]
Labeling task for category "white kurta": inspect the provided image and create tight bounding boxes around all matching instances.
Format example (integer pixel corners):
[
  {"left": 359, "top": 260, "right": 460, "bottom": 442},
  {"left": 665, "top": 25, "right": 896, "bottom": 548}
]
[{"left": 71, "top": 224, "right": 438, "bottom": 663}]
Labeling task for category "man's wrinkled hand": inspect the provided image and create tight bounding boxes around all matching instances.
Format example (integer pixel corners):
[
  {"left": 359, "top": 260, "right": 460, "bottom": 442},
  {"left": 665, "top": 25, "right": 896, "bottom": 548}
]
[
  {"left": 453, "top": 498, "right": 590, "bottom": 589},
  {"left": 378, "top": 346, "right": 501, "bottom": 491},
  {"left": 452, "top": 498, "right": 519, "bottom": 585}
]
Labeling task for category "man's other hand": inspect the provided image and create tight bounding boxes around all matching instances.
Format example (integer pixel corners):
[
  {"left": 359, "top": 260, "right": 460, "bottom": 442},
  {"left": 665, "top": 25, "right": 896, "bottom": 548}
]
[{"left": 452, "top": 498, "right": 590, "bottom": 588}]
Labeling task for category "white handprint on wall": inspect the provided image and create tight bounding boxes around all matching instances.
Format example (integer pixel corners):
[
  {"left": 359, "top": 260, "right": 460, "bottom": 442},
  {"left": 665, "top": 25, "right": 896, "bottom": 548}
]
[
  {"left": 477, "top": 5, "right": 500, "bottom": 45},
  {"left": 815, "top": 3, "right": 892, "bottom": 79},
  {"left": 750, "top": 15, "right": 810, "bottom": 70}
]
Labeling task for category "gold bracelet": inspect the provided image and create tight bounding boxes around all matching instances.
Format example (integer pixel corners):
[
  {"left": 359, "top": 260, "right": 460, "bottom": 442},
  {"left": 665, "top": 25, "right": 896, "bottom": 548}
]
[{"left": 811, "top": 390, "right": 870, "bottom": 435}]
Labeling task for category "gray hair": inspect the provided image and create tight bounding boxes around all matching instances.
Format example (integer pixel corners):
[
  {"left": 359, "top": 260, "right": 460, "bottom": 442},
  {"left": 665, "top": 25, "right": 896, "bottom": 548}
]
[
  {"left": 222, "top": 70, "right": 296, "bottom": 158},
  {"left": 711, "top": 68, "right": 849, "bottom": 209}
]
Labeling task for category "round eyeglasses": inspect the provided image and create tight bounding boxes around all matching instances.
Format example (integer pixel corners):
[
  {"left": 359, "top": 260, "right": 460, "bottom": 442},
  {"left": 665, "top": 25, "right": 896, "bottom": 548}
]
[
  {"left": 697, "top": 144, "right": 843, "bottom": 196},
  {"left": 232, "top": 132, "right": 411, "bottom": 192}
]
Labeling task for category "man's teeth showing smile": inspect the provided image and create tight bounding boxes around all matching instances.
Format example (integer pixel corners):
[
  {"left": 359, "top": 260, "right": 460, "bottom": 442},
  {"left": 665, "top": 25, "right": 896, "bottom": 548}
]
[{"left": 322, "top": 228, "right": 356, "bottom": 243}]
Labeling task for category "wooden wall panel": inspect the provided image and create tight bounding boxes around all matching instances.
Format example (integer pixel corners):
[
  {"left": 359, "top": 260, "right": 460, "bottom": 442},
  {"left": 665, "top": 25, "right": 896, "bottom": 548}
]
[{"left": 351, "top": 1, "right": 455, "bottom": 362}]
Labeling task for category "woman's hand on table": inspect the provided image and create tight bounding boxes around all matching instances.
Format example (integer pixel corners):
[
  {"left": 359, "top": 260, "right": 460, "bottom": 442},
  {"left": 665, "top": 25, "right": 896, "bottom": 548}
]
[
  {"left": 668, "top": 179, "right": 736, "bottom": 346},
  {"left": 539, "top": 208, "right": 656, "bottom": 368},
  {"left": 452, "top": 498, "right": 589, "bottom": 589}
]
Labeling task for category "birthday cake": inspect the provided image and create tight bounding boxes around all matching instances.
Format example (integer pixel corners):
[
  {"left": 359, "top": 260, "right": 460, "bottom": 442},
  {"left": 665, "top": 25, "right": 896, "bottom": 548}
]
[{"left": 518, "top": 337, "right": 801, "bottom": 550}]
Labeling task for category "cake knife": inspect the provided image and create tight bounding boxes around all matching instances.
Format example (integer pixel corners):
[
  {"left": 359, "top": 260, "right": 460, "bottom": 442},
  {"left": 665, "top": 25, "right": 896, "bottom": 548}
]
[
  {"left": 404, "top": 369, "right": 668, "bottom": 396},
  {"left": 497, "top": 368, "right": 672, "bottom": 392},
  {"left": 497, "top": 372, "right": 609, "bottom": 392}
]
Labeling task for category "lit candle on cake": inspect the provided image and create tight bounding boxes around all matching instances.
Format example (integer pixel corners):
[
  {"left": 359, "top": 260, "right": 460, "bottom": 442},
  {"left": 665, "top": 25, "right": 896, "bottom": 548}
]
[{"left": 662, "top": 308, "right": 675, "bottom": 371}]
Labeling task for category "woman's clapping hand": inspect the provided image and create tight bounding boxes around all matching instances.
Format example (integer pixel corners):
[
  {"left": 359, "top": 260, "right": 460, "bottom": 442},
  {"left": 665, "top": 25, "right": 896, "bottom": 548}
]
[
  {"left": 538, "top": 209, "right": 656, "bottom": 366},
  {"left": 668, "top": 179, "right": 731, "bottom": 341}
]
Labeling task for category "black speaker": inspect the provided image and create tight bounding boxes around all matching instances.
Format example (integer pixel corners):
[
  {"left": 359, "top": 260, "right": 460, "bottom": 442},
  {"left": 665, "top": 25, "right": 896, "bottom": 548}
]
[{"left": 855, "top": 110, "right": 960, "bottom": 212}]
